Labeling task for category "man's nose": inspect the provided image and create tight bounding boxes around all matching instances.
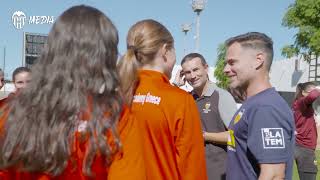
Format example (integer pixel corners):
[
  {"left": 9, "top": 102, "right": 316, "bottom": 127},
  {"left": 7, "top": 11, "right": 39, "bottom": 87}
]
[
  {"left": 223, "top": 64, "right": 230, "bottom": 75},
  {"left": 191, "top": 71, "right": 196, "bottom": 79}
]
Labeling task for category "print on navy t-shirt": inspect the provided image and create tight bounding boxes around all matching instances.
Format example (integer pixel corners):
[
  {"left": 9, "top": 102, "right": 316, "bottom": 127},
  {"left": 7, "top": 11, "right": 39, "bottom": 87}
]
[{"left": 226, "top": 88, "right": 295, "bottom": 180}]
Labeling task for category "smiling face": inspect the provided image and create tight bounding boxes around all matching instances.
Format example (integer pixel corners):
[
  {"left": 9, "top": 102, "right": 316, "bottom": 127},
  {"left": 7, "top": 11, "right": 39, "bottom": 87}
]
[
  {"left": 224, "top": 42, "right": 257, "bottom": 89},
  {"left": 14, "top": 71, "right": 31, "bottom": 92},
  {"left": 181, "top": 57, "right": 208, "bottom": 90}
]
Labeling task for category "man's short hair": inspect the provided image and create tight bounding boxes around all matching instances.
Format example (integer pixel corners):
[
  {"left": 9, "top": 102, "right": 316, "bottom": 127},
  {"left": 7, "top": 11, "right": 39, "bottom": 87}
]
[
  {"left": 12, "top": 66, "right": 31, "bottom": 82},
  {"left": 181, "top": 53, "right": 207, "bottom": 66},
  {"left": 225, "top": 32, "right": 274, "bottom": 71}
]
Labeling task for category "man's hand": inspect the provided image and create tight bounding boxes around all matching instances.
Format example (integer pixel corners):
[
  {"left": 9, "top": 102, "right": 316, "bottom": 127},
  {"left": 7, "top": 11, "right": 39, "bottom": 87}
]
[{"left": 173, "top": 69, "right": 186, "bottom": 87}]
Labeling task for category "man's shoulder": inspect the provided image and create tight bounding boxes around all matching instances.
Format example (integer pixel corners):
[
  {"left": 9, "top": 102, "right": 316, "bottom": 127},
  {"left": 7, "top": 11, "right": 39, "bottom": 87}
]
[
  {"left": 215, "top": 87, "right": 233, "bottom": 99},
  {"left": 244, "top": 97, "right": 293, "bottom": 124},
  {"left": 246, "top": 88, "right": 288, "bottom": 106},
  {"left": 264, "top": 93, "right": 291, "bottom": 112},
  {"left": 207, "top": 82, "right": 231, "bottom": 96},
  {"left": 209, "top": 83, "right": 237, "bottom": 107},
  {"left": 245, "top": 98, "right": 291, "bottom": 113}
]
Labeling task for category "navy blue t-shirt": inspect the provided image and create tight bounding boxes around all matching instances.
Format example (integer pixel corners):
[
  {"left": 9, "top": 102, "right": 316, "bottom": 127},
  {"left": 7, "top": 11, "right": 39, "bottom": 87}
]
[{"left": 227, "top": 88, "right": 295, "bottom": 180}]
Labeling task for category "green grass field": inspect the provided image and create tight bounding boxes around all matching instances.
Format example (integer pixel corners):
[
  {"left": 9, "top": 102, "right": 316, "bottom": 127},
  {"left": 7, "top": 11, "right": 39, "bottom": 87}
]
[{"left": 292, "top": 150, "right": 320, "bottom": 180}]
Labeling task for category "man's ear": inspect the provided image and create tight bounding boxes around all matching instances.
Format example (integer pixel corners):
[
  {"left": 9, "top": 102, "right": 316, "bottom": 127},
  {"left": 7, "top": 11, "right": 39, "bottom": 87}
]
[
  {"left": 204, "top": 63, "right": 209, "bottom": 73},
  {"left": 255, "top": 53, "right": 264, "bottom": 69}
]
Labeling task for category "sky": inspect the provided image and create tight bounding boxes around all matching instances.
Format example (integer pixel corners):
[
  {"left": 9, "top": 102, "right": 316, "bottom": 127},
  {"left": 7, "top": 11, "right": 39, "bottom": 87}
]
[{"left": 0, "top": 0, "right": 296, "bottom": 79}]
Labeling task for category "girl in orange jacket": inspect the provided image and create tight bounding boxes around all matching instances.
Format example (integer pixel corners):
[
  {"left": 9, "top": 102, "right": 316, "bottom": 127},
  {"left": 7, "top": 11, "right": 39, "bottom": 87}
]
[
  {"left": 118, "top": 19, "right": 207, "bottom": 180},
  {"left": 0, "top": 5, "right": 145, "bottom": 180}
]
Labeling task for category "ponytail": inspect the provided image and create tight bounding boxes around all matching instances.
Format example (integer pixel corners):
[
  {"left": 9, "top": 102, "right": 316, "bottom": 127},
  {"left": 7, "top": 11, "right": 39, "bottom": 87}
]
[
  {"left": 117, "top": 48, "right": 139, "bottom": 105},
  {"left": 118, "top": 19, "right": 174, "bottom": 105}
]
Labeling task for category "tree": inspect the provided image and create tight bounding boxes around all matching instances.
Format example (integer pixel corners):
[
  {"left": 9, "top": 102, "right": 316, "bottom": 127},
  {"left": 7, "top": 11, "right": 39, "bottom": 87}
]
[
  {"left": 281, "top": 0, "right": 320, "bottom": 60},
  {"left": 214, "top": 43, "right": 229, "bottom": 89}
]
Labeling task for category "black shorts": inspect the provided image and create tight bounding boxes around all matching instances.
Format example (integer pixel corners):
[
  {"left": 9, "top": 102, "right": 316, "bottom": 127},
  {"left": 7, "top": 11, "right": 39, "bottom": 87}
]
[{"left": 294, "top": 145, "right": 318, "bottom": 173}]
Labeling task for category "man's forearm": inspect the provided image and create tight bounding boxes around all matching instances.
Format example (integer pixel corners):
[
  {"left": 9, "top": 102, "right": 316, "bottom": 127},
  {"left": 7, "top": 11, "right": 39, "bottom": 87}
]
[
  {"left": 258, "top": 163, "right": 285, "bottom": 180},
  {"left": 203, "top": 131, "right": 229, "bottom": 144}
]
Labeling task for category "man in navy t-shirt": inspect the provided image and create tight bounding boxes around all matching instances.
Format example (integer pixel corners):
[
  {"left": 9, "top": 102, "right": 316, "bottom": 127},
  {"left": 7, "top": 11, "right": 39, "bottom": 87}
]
[{"left": 223, "top": 32, "right": 295, "bottom": 180}]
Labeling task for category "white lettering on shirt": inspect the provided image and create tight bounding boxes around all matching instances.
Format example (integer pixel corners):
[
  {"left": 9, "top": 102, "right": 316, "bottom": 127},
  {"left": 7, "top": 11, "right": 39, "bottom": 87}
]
[
  {"left": 133, "top": 92, "right": 161, "bottom": 105},
  {"left": 261, "top": 128, "right": 285, "bottom": 149}
]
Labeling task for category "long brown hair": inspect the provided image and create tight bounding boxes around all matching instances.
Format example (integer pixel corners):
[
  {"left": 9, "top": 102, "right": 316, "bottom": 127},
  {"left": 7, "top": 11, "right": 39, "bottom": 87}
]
[
  {"left": 117, "top": 19, "right": 174, "bottom": 104},
  {"left": 294, "top": 81, "right": 317, "bottom": 100},
  {"left": 0, "top": 5, "right": 122, "bottom": 176}
]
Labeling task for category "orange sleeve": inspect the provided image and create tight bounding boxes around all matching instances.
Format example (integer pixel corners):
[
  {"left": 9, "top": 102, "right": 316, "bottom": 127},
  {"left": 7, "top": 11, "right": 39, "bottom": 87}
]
[
  {"left": 107, "top": 107, "right": 146, "bottom": 180},
  {"left": 0, "top": 106, "right": 9, "bottom": 179},
  {"left": 0, "top": 170, "right": 51, "bottom": 180},
  {"left": 0, "top": 102, "right": 9, "bottom": 135},
  {"left": 174, "top": 94, "right": 207, "bottom": 180}
]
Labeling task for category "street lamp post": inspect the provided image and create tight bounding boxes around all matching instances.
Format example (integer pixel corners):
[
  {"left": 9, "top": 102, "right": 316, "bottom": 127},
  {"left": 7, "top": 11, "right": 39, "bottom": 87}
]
[
  {"left": 192, "top": 0, "right": 206, "bottom": 52},
  {"left": 181, "top": 23, "right": 191, "bottom": 56}
]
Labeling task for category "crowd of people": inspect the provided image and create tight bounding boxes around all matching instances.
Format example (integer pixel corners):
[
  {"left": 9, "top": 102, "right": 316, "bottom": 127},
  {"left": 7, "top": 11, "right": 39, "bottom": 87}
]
[{"left": 0, "top": 4, "right": 318, "bottom": 180}]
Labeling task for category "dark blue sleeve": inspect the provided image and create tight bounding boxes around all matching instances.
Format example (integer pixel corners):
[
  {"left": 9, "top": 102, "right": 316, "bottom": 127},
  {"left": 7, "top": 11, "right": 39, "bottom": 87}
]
[{"left": 247, "top": 105, "right": 294, "bottom": 164}]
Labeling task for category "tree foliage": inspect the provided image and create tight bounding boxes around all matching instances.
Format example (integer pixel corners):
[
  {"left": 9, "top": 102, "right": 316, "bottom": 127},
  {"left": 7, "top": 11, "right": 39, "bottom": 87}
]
[
  {"left": 214, "top": 43, "right": 229, "bottom": 89},
  {"left": 281, "top": 45, "right": 299, "bottom": 59},
  {"left": 282, "top": 0, "right": 320, "bottom": 60}
]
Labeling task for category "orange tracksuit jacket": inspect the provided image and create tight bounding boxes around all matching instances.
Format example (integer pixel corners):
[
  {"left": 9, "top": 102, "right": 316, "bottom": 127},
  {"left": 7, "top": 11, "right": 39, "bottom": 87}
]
[
  {"left": 0, "top": 105, "right": 146, "bottom": 180},
  {"left": 131, "top": 70, "right": 207, "bottom": 180}
]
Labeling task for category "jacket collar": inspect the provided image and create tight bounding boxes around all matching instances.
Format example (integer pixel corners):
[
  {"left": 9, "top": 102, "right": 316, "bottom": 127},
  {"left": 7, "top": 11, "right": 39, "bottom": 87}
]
[{"left": 138, "top": 70, "right": 170, "bottom": 84}]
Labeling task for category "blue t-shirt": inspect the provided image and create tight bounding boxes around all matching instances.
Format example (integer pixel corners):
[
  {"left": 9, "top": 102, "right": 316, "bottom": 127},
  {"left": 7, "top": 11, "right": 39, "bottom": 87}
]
[{"left": 227, "top": 88, "right": 295, "bottom": 180}]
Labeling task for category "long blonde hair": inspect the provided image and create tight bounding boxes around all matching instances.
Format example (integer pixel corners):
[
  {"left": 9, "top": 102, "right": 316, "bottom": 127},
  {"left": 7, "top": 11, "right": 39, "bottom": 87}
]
[{"left": 117, "top": 19, "right": 174, "bottom": 104}]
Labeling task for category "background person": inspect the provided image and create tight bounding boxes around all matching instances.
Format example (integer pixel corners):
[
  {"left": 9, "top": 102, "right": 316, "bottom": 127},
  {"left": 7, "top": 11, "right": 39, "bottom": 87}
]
[
  {"left": 118, "top": 19, "right": 207, "bottom": 180},
  {"left": 174, "top": 52, "right": 237, "bottom": 180},
  {"left": 0, "top": 67, "right": 31, "bottom": 112},
  {"left": 293, "top": 82, "right": 320, "bottom": 180},
  {"left": 12, "top": 67, "right": 31, "bottom": 93}
]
